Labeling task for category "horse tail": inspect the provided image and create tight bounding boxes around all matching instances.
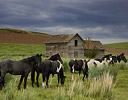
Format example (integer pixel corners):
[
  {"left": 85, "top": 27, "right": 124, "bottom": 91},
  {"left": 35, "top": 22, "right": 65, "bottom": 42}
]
[{"left": 69, "top": 60, "right": 74, "bottom": 73}]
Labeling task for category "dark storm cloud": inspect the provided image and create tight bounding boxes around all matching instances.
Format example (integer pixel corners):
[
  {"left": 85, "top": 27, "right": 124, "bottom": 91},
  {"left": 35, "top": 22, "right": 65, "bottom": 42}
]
[{"left": 0, "top": 0, "right": 128, "bottom": 43}]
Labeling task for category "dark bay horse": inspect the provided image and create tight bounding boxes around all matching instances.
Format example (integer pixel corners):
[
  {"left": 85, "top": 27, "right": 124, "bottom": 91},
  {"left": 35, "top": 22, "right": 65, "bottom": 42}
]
[
  {"left": 0, "top": 54, "right": 42, "bottom": 90},
  {"left": 69, "top": 59, "right": 88, "bottom": 81},
  {"left": 110, "top": 53, "right": 127, "bottom": 64},
  {"left": 31, "top": 53, "right": 63, "bottom": 87},
  {"left": 41, "top": 60, "right": 66, "bottom": 88}
]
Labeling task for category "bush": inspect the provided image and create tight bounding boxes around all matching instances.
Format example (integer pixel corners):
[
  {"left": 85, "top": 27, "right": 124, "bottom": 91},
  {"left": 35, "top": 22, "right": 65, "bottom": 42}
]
[{"left": 84, "top": 50, "right": 99, "bottom": 58}]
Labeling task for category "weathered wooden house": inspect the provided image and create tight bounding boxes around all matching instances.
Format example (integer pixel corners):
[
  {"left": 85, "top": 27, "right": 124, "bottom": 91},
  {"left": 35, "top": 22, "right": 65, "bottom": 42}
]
[
  {"left": 45, "top": 33, "right": 85, "bottom": 58},
  {"left": 84, "top": 38, "right": 105, "bottom": 58}
]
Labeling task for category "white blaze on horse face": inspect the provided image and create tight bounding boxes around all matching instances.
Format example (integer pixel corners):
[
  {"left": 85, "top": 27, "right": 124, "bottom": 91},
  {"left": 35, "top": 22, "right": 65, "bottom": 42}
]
[{"left": 57, "top": 60, "right": 62, "bottom": 73}]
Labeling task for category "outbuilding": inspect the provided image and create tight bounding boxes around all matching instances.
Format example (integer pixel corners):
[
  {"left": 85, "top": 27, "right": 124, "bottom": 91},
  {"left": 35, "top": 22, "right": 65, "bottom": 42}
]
[{"left": 45, "top": 33, "right": 85, "bottom": 58}]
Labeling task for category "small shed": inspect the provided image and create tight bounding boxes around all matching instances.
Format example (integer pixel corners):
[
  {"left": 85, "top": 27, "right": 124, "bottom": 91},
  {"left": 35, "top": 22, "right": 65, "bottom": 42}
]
[
  {"left": 84, "top": 39, "right": 105, "bottom": 58},
  {"left": 45, "top": 33, "right": 85, "bottom": 58}
]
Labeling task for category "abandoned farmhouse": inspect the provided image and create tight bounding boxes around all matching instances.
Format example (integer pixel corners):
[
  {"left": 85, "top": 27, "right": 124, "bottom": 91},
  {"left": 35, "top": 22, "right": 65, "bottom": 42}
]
[{"left": 45, "top": 33, "right": 104, "bottom": 58}]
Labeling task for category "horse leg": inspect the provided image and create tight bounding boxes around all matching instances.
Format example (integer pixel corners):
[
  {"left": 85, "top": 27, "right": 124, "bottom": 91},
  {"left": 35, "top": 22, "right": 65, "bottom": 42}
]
[
  {"left": 49, "top": 74, "right": 54, "bottom": 88},
  {"left": 82, "top": 71, "right": 85, "bottom": 81},
  {"left": 58, "top": 74, "right": 60, "bottom": 86},
  {"left": 0, "top": 72, "right": 6, "bottom": 90},
  {"left": 82, "top": 69, "right": 88, "bottom": 81},
  {"left": 18, "top": 74, "right": 24, "bottom": 90},
  {"left": 78, "top": 70, "right": 81, "bottom": 80},
  {"left": 42, "top": 74, "right": 46, "bottom": 88},
  {"left": 46, "top": 74, "right": 50, "bottom": 88},
  {"left": 24, "top": 73, "right": 29, "bottom": 89},
  {"left": 31, "top": 70, "right": 35, "bottom": 87},
  {"left": 71, "top": 72, "right": 74, "bottom": 82},
  {"left": 2, "top": 78, "right": 5, "bottom": 86},
  {"left": 36, "top": 72, "right": 40, "bottom": 87}
]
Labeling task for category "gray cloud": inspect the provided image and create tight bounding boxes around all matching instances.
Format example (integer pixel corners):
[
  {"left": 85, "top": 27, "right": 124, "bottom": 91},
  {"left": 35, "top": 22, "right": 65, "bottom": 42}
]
[{"left": 0, "top": 0, "right": 128, "bottom": 43}]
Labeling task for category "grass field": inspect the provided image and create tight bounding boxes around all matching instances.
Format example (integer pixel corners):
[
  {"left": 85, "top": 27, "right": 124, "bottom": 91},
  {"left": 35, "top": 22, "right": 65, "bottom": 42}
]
[
  {"left": 104, "top": 42, "right": 128, "bottom": 49},
  {"left": 0, "top": 43, "right": 128, "bottom": 100},
  {"left": 0, "top": 43, "right": 45, "bottom": 60}
]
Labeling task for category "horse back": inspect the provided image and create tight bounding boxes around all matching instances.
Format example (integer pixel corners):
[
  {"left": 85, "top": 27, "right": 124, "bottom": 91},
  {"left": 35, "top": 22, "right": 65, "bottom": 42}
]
[
  {"left": 69, "top": 60, "right": 83, "bottom": 70},
  {"left": 0, "top": 59, "right": 31, "bottom": 75}
]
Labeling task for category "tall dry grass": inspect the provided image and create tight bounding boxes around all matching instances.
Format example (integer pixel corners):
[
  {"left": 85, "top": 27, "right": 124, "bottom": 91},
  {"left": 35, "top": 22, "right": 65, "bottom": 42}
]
[{"left": 88, "top": 72, "right": 114, "bottom": 98}]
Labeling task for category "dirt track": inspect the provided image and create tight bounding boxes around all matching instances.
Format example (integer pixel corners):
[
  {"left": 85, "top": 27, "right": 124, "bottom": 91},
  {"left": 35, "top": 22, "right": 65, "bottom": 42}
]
[{"left": 104, "top": 46, "right": 128, "bottom": 55}]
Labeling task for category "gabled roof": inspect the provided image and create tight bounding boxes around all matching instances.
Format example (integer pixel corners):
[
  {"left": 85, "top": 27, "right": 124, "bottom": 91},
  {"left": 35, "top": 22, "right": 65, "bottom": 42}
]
[
  {"left": 45, "top": 33, "right": 84, "bottom": 44},
  {"left": 84, "top": 40, "right": 104, "bottom": 50}
]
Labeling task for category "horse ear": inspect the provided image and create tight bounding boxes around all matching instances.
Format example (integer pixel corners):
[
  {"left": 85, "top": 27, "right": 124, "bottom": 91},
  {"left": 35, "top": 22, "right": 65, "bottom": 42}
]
[
  {"left": 122, "top": 53, "right": 124, "bottom": 55},
  {"left": 37, "top": 54, "right": 39, "bottom": 56},
  {"left": 40, "top": 54, "right": 42, "bottom": 56}
]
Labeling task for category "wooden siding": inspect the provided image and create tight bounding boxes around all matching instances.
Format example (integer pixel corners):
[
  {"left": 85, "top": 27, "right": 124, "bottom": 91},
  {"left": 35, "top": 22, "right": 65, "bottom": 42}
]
[
  {"left": 45, "top": 43, "right": 68, "bottom": 57},
  {"left": 67, "top": 35, "right": 84, "bottom": 58}
]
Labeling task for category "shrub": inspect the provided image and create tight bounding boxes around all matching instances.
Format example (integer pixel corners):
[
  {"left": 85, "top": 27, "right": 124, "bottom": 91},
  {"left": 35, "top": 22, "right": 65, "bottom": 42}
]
[{"left": 84, "top": 50, "right": 99, "bottom": 58}]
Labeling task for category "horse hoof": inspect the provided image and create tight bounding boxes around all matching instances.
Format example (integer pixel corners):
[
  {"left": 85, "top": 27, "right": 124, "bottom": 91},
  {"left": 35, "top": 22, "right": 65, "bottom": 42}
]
[
  {"left": 37, "top": 85, "right": 39, "bottom": 87},
  {"left": 18, "top": 87, "right": 20, "bottom": 90}
]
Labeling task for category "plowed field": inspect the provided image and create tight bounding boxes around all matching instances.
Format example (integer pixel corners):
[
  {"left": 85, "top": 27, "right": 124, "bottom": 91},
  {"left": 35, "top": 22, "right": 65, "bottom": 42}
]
[
  {"left": 0, "top": 31, "right": 51, "bottom": 45},
  {"left": 104, "top": 46, "right": 128, "bottom": 55}
]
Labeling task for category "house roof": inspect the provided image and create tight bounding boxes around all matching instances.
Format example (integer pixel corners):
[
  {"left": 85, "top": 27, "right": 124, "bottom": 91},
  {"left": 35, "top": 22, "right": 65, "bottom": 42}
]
[
  {"left": 84, "top": 40, "right": 104, "bottom": 50},
  {"left": 45, "top": 33, "right": 84, "bottom": 44}
]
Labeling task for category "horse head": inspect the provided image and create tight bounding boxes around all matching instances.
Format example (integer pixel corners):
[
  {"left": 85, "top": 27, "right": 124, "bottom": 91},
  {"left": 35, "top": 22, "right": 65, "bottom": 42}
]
[
  {"left": 59, "top": 68, "right": 66, "bottom": 84},
  {"left": 119, "top": 53, "right": 127, "bottom": 63},
  {"left": 34, "top": 54, "right": 42, "bottom": 67},
  {"left": 49, "top": 53, "right": 63, "bottom": 64}
]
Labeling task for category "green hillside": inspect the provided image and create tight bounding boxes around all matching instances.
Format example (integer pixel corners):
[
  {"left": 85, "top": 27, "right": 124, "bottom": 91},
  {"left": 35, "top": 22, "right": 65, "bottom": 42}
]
[
  {"left": 104, "top": 42, "right": 128, "bottom": 49},
  {"left": 0, "top": 28, "right": 48, "bottom": 35}
]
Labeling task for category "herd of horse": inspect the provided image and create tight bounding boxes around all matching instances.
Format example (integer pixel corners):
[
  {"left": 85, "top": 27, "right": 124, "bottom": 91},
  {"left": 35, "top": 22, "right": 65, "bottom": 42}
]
[{"left": 0, "top": 53, "right": 127, "bottom": 90}]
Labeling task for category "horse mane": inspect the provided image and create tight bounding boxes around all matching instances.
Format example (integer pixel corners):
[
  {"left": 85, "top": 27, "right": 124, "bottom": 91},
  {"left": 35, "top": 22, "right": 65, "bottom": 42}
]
[
  {"left": 22, "top": 56, "right": 35, "bottom": 63},
  {"left": 48, "top": 53, "right": 60, "bottom": 60}
]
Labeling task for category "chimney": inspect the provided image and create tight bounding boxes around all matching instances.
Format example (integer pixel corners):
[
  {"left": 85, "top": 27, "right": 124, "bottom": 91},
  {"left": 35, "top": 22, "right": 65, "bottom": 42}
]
[{"left": 88, "top": 37, "right": 90, "bottom": 41}]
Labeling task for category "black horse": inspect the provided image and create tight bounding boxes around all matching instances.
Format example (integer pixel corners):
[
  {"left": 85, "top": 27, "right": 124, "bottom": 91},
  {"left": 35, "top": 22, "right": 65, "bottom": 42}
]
[
  {"left": 31, "top": 53, "right": 63, "bottom": 87},
  {"left": 0, "top": 54, "right": 42, "bottom": 90},
  {"left": 69, "top": 59, "right": 88, "bottom": 81},
  {"left": 41, "top": 60, "right": 66, "bottom": 88},
  {"left": 110, "top": 53, "right": 127, "bottom": 64}
]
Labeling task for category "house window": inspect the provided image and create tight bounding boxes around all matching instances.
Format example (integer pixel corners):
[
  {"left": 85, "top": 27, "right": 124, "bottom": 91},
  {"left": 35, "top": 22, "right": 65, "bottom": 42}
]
[{"left": 75, "top": 40, "right": 78, "bottom": 46}]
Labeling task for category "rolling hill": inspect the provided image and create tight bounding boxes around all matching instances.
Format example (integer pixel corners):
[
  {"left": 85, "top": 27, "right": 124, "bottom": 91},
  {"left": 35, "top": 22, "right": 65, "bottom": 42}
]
[
  {"left": 0, "top": 28, "right": 51, "bottom": 44},
  {"left": 104, "top": 42, "right": 128, "bottom": 55}
]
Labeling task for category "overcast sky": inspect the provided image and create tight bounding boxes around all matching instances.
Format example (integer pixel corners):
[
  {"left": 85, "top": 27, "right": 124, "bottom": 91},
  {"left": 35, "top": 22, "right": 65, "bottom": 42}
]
[{"left": 0, "top": 0, "right": 128, "bottom": 44}]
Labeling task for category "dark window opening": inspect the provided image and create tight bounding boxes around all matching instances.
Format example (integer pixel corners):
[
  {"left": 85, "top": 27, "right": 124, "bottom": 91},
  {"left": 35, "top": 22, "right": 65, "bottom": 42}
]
[{"left": 75, "top": 40, "right": 78, "bottom": 46}]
